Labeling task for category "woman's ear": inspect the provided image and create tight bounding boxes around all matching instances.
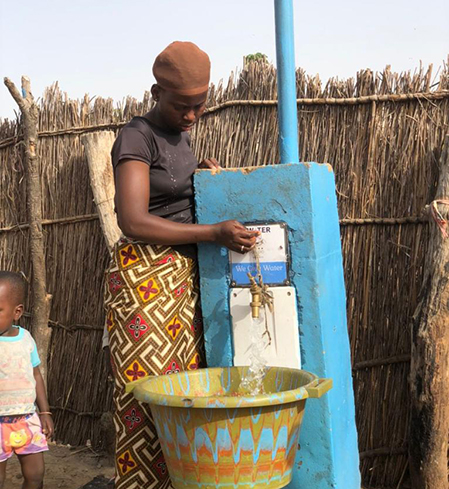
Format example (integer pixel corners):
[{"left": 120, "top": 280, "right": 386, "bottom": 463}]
[{"left": 151, "top": 84, "right": 161, "bottom": 102}]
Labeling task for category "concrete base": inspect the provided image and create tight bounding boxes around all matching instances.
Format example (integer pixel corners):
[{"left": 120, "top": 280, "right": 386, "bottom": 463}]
[{"left": 194, "top": 164, "right": 360, "bottom": 489}]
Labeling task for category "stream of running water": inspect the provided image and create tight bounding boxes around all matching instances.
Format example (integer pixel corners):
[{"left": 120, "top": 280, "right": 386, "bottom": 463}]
[{"left": 240, "top": 314, "right": 269, "bottom": 395}]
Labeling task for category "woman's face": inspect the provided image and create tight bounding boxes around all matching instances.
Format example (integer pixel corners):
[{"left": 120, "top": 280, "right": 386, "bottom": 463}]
[{"left": 153, "top": 85, "right": 208, "bottom": 133}]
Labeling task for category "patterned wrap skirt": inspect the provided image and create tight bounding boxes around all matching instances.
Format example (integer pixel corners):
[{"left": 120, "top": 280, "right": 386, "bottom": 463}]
[{"left": 104, "top": 238, "right": 205, "bottom": 489}]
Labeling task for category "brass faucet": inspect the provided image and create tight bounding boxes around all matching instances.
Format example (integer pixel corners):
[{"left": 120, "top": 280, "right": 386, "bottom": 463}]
[{"left": 248, "top": 275, "right": 262, "bottom": 319}]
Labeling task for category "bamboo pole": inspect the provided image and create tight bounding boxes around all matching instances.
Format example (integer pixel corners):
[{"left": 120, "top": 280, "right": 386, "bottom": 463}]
[
  {"left": 409, "top": 135, "right": 449, "bottom": 488},
  {"left": 4, "top": 76, "right": 52, "bottom": 381}
]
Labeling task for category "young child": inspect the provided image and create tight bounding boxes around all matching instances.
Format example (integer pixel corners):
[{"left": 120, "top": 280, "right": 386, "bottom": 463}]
[{"left": 0, "top": 271, "right": 54, "bottom": 489}]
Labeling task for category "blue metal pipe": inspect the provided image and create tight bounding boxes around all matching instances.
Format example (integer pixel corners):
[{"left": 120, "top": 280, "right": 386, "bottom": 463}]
[{"left": 274, "top": 0, "right": 299, "bottom": 164}]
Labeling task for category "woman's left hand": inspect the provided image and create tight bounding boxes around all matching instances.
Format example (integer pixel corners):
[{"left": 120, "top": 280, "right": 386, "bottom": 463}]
[{"left": 199, "top": 158, "right": 220, "bottom": 169}]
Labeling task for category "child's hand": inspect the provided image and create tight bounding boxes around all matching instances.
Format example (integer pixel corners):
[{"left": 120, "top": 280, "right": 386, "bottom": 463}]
[{"left": 40, "top": 414, "right": 54, "bottom": 440}]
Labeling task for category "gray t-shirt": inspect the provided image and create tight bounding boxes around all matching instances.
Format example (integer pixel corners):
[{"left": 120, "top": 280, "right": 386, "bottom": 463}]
[{"left": 111, "top": 116, "right": 198, "bottom": 259}]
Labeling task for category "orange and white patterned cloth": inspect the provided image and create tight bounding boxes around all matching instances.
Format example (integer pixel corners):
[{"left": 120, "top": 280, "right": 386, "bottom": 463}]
[{"left": 104, "top": 238, "right": 205, "bottom": 489}]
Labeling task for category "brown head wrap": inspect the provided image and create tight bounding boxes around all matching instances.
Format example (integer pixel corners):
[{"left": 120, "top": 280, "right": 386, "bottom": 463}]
[{"left": 153, "top": 41, "right": 211, "bottom": 96}]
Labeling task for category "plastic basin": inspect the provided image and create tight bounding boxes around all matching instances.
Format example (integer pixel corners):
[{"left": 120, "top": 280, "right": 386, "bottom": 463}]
[{"left": 127, "top": 366, "right": 332, "bottom": 489}]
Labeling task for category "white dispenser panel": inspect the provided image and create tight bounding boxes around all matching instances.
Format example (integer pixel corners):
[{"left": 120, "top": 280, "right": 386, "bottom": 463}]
[
  {"left": 230, "top": 286, "right": 301, "bottom": 369},
  {"left": 229, "top": 223, "right": 289, "bottom": 286}
]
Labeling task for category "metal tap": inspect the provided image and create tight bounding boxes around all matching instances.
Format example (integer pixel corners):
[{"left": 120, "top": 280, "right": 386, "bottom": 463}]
[{"left": 248, "top": 275, "right": 262, "bottom": 319}]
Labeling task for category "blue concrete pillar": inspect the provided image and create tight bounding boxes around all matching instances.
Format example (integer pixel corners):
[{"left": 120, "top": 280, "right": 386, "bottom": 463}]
[{"left": 195, "top": 164, "right": 360, "bottom": 489}]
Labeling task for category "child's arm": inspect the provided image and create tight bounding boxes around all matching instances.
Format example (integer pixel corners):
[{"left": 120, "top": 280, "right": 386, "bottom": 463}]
[{"left": 34, "top": 366, "right": 54, "bottom": 440}]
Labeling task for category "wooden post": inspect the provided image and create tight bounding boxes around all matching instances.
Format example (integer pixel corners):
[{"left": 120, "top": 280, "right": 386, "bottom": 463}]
[
  {"left": 81, "top": 130, "right": 119, "bottom": 454},
  {"left": 4, "top": 76, "right": 52, "bottom": 381},
  {"left": 409, "top": 134, "right": 449, "bottom": 488},
  {"left": 80, "top": 131, "right": 121, "bottom": 251}
]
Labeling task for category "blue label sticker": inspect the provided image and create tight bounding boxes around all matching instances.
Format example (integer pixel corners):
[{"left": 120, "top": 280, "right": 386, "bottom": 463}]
[{"left": 231, "top": 262, "right": 287, "bottom": 285}]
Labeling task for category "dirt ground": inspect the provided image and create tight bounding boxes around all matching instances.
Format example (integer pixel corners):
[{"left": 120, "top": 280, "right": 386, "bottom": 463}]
[{"left": 3, "top": 443, "right": 115, "bottom": 489}]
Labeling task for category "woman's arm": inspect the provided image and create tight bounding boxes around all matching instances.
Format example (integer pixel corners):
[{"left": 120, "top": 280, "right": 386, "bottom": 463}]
[
  {"left": 115, "top": 159, "right": 258, "bottom": 253},
  {"left": 34, "top": 367, "right": 54, "bottom": 439}
]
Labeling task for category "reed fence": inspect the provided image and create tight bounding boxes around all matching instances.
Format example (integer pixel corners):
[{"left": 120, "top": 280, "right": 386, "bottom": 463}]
[{"left": 1, "top": 59, "right": 448, "bottom": 488}]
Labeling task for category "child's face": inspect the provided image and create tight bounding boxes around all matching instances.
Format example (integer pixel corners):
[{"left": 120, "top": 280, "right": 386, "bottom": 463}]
[{"left": 0, "top": 283, "right": 23, "bottom": 335}]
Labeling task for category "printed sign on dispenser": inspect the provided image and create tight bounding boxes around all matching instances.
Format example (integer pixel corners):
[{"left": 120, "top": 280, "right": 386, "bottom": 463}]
[{"left": 229, "top": 223, "right": 289, "bottom": 286}]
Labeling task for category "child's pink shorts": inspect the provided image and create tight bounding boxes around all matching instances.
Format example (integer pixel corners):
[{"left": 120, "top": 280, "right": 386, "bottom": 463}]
[{"left": 0, "top": 413, "right": 48, "bottom": 462}]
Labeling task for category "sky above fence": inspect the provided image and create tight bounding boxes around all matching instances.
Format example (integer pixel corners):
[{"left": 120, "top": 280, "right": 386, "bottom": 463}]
[{"left": 0, "top": 0, "right": 447, "bottom": 120}]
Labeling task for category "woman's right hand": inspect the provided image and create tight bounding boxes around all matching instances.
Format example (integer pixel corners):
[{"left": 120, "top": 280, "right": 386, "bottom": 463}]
[{"left": 213, "top": 221, "right": 260, "bottom": 254}]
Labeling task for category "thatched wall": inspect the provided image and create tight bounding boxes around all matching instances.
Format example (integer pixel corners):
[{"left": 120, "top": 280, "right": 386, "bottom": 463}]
[{"left": 1, "top": 61, "right": 448, "bottom": 488}]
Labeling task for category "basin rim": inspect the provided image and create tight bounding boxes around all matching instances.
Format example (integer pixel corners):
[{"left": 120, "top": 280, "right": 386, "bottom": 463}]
[{"left": 130, "top": 366, "right": 321, "bottom": 409}]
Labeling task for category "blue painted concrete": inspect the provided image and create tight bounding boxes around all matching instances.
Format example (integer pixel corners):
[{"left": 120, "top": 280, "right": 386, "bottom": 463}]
[
  {"left": 195, "top": 164, "right": 360, "bottom": 489},
  {"left": 274, "top": 0, "right": 299, "bottom": 164}
]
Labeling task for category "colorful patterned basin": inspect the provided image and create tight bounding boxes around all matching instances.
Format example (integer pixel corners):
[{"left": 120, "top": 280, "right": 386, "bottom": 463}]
[{"left": 128, "top": 366, "right": 332, "bottom": 489}]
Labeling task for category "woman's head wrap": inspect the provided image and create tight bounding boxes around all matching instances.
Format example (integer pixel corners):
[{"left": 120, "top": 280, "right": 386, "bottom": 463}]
[{"left": 153, "top": 41, "right": 211, "bottom": 96}]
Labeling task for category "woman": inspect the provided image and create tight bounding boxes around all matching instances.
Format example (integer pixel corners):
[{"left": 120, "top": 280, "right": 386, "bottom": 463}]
[{"left": 105, "top": 41, "right": 258, "bottom": 489}]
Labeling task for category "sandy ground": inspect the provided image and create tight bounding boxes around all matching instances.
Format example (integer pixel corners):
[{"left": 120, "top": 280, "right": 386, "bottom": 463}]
[
  {"left": 3, "top": 443, "right": 115, "bottom": 489},
  {"left": 3, "top": 444, "right": 411, "bottom": 489}
]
